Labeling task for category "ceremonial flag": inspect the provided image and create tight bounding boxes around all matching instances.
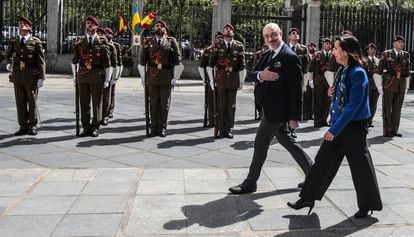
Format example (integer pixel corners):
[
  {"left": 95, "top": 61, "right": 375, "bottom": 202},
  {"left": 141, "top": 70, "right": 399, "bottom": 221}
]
[
  {"left": 118, "top": 15, "right": 128, "bottom": 33},
  {"left": 132, "top": 4, "right": 141, "bottom": 34}
]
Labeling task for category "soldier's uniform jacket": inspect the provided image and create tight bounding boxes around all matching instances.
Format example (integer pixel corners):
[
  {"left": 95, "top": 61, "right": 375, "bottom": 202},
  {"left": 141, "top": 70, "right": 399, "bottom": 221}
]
[
  {"left": 72, "top": 35, "right": 110, "bottom": 84},
  {"left": 378, "top": 49, "right": 410, "bottom": 93},
  {"left": 364, "top": 56, "right": 380, "bottom": 90},
  {"left": 291, "top": 43, "right": 308, "bottom": 74},
  {"left": 7, "top": 36, "right": 45, "bottom": 86},
  {"left": 199, "top": 45, "right": 214, "bottom": 68},
  {"left": 140, "top": 36, "right": 181, "bottom": 86},
  {"left": 209, "top": 39, "right": 245, "bottom": 89},
  {"left": 106, "top": 41, "right": 118, "bottom": 67},
  {"left": 308, "top": 50, "right": 331, "bottom": 86},
  {"left": 113, "top": 42, "right": 122, "bottom": 66}
]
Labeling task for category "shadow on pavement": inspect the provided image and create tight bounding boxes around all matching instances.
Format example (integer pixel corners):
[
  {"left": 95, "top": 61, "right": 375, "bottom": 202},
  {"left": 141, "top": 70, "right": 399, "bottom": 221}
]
[
  {"left": 274, "top": 213, "right": 378, "bottom": 237},
  {"left": 163, "top": 189, "right": 299, "bottom": 230}
]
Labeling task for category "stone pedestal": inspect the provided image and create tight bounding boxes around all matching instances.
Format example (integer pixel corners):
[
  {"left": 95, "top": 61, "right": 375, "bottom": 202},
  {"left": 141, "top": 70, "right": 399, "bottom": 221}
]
[{"left": 46, "top": 0, "right": 62, "bottom": 71}]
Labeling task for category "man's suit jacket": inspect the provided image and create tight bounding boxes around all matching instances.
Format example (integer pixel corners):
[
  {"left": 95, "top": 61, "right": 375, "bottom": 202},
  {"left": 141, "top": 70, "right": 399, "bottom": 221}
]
[{"left": 248, "top": 44, "right": 303, "bottom": 123}]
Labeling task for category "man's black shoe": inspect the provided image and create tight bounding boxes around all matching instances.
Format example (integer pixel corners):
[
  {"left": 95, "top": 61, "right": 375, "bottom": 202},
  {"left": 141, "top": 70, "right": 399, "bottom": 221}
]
[
  {"left": 28, "top": 128, "right": 37, "bottom": 136},
  {"left": 149, "top": 130, "right": 158, "bottom": 137},
  {"left": 225, "top": 132, "right": 233, "bottom": 139},
  {"left": 291, "top": 131, "right": 297, "bottom": 139},
  {"left": 78, "top": 130, "right": 90, "bottom": 137},
  {"left": 217, "top": 132, "right": 226, "bottom": 139},
  {"left": 14, "top": 129, "right": 28, "bottom": 136},
  {"left": 297, "top": 182, "right": 304, "bottom": 188},
  {"left": 90, "top": 130, "right": 99, "bottom": 137},
  {"left": 159, "top": 129, "right": 167, "bottom": 137},
  {"left": 109, "top": 114, "right": 114, "bottom": 118},
  {"left": 101, "top": 119, "right": 109, "bottom": 126},
  {"left": 228, "top": 183, "right": 257, "bottom": 194},
  {"left": 392, "top": 131, "right": 402, "bottom": 137}
]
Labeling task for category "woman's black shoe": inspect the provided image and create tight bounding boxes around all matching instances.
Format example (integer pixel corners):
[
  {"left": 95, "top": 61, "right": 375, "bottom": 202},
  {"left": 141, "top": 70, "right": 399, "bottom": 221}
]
[
  {"left": 354, "top": 209, "right": 373, "bottom": 219},
  {"left": 287, "top": 199, "right": 315, "bottom": 215}
]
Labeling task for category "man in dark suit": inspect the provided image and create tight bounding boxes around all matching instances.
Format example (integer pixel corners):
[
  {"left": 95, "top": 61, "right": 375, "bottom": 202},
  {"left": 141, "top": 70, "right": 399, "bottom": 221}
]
[{"left": 229, "top": 23, "right": 313, "bottom": 194}]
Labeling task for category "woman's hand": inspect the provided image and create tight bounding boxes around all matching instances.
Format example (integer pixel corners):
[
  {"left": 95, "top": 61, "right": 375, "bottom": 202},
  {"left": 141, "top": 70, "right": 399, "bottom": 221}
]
[
  {"left": 323, "top": 131, "right": 335, "bottom": 141},
  {"left": 327, "top": 86, "right": 335, "bottom": 97}
]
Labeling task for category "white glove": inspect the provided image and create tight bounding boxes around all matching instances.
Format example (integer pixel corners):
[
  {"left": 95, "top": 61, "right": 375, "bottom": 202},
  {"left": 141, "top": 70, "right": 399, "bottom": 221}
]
[
  {"left": 6, "top": 64, "right": 13, "bottom": 72},
  {"left": 324, "top": 71, "right": 334, "bottom": 87},
  {"left": 71, "top": 63, "right": 78, "bottom": 78},
  {"left": 37, "top": 79, "right": 44, "bottom": 88},
  {"left": 406, "top": 77, "right": 410, "bottom": 93},
  {"left": 303, "top": 72, "right": 312, "bottom": 92},
  {"left": 72, "top": 77, "right": 77, "bottom": 87},
  {"left": 309, "top": 80, "right": 315, "bottom": 89},
  {"left": 198, "top": 66, "right": 206, "bottom": 84},
  {"left": 171, "top": 78, "right": 178, "bottom": 86},
  {"left": 140, "top": 78, "right": 145, "bottom": 88},
  {"left": 373, "top": 73, "right": 383, "bottom": 95},
  {"left": 174, "top": 64, "right": 184, "bottom": 80},
  {"left": 377, "top": 86, "right": 384, "bottom": 95},
  {"left": 117, "top": 65, "right": 123, "bottom": 80},
  {"left": 206, "top": 66, "right": 214, "bottom": 82},
  {"left": 209, "top": 78, "right": 215, "bottom": 91},
  {"left": 104, "top": 67, "right": 112, "bottom": 88}
]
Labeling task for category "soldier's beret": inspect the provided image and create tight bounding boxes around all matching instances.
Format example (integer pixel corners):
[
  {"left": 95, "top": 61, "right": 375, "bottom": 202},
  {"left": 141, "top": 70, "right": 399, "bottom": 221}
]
[
  {"left": 223, "top": 23, "right": 235, "bottom": 32},
  {"left": 341, "top": 30, "right": 353, "bottom": 36},
  {"left": 18, "top": 16, "right": 32, "bottom": 27},
  {"left": 393, "top": 35, "right": 404, "bottom": 42},
  {"left": 308, "top": 42, "right": 316, "bottom": 47},
  {"left": 367, "top": 43, "right": 377, "bottom": 49},
  {"left": 85, "top": 15, "right": 99, "bottom": 25},
  {"left": 215, "top": 31, "right": 223, "bottom": 38},
  {"left": 155, "top": 20, "right": 168, "bottom": 30},
  {"left": 96, "top": 28, "right": 106, "bottom": 34},
  {"left": 322, "top": 38, "right": 332, "bottom": 44},
  {"left": 288, "top": 28, "right": 300, "bottom": 35},
  {"left": 104, "top": 28, "right": 114, "bottom": 35}
]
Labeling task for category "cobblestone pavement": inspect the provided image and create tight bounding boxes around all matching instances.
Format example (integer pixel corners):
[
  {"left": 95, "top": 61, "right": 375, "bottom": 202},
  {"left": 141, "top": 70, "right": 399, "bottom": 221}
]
[{"left": 1, "top": 73, "right": 414, "bottom": 236}]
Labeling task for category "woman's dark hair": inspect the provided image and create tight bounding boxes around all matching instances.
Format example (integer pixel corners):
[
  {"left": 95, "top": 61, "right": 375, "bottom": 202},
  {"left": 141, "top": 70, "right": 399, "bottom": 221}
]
[{"left": 334, "top": 35, "right": 363, "bottom": 67}]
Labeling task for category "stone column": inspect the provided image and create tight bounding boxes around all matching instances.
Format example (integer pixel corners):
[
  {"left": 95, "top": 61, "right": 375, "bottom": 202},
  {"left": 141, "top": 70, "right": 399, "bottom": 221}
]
[
  {"left": 305, "top": 0, "right": 321, "bottom": 46},
  {"left": 211, "top": 0, "right": 231, "bottom": 41},
  {"left": 285, "top": 0, "right": 294, "bottom": 35},
  {"left": 46, "top": 0, "right": 62, "bottom": 71}
]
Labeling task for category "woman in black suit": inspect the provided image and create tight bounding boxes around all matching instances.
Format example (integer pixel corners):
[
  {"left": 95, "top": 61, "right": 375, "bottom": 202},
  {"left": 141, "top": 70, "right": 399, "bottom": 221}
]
[{"left": 287, "top": 34, "right": 382, "bottom": 218}]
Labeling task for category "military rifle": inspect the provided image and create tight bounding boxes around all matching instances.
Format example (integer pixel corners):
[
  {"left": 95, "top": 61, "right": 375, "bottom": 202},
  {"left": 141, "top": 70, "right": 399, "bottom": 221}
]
[
  {"left": 203, "top": 69, "right": 208, "bottom": 128},
  {"left": 75, "top": 73, "right": 80, "bottom": 136},
  {"left": 144, "top": 77, "right": 150, "bottom": 137}
]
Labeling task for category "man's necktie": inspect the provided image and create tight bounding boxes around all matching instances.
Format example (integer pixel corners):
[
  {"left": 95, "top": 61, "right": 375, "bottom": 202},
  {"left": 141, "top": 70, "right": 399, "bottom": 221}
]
[
  {"left": 325, "top": 52, "right": 329, "bottom": 59},
  {"left": 20, "top": 38, "right": 25, "bottom": 47},
  {"left": 158, "top": 39, "right": 161, "bottom": 48},
  {"left": 88, "top": 37, "right": 92, "bottom": 49},
  {"left": 268, "top": 50, "right": 275, "bottom": 62},
  {"left": 292, "top": 45, "right": 295, "bottom": 52}
]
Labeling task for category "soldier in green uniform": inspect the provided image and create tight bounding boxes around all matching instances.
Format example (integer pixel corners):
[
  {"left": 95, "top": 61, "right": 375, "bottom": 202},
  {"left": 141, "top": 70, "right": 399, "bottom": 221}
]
[
  {"left": 97, "top": 28, "right": 117, "bottom": 126},
  {"left": 198, "top": 31, "right": 223, "bottom": 127},
  {"left": 105, "top": 28, "right": 123, "bottom": 119},
  {"left": 375, "top": 35, "right": 410, "bottom": 137},
  {"left": 303, "top": 42, "right": 317, "bottom": 121},
  {"left": 287, "top": 28, "right": 308, "bottom": 138},
  {"left": 207, "top": 23, "right": 246, "bottom": 139},
  {"left": 308, "top": 38, "right": 332, "bottom": 128},
  {"left": 71, "top": 16, "right": 111, "bottom": 137},
  {"left": 138, "top": 20, "right": 182, "bottom": 137},
  {"left": 6, "top": 17, "right": 45, "bottom": 136},
  {"left": 364, "top": 43, "right": 380, "bottom": 127}
]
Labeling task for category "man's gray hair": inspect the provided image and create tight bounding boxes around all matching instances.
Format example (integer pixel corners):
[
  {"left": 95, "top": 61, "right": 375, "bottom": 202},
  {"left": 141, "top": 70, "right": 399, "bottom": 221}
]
[{"left": 263, "top": 23, "right": 282, "bottom": 34}]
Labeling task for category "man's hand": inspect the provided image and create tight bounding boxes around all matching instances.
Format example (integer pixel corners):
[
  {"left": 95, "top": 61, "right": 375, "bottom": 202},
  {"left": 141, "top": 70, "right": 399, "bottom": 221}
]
[
  {"left": 323, "top": 130, "right": 335, "bottom": 141},
  {"left": 327, "top": 86, "right": 335, "bottom": 97},
  {"left": 72, "top": 77, "right": 77, "bottom": 87},
  {"left": 289, "top": 120, "right": 299, "bottom": 130},
  {"left": 103, "top": 80, "right": 110, "bottom": 88},
  {"left": 259, "top": 67, "right": 279, "bottom": 81}
]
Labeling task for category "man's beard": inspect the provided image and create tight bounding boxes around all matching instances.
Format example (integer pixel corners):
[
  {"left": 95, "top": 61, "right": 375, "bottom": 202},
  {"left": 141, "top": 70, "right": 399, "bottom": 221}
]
[{"left": 155, "top": 29, "right": 163, "bottom": 36}]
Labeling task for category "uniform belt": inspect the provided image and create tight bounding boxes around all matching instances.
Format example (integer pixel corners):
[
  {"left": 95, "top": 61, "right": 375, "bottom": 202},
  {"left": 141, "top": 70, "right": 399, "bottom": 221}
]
[
  {"left": 14, "top": 62, "right": 37, "bottom": 68},
  {"left": 79, "top": 66, "right": 104, "bottom": 70},
  {"left": 217, "top": 67, "right": 239, "bottom": 71},
  {"left": 148, "top": 63, "right": 173, "bottom": 70}
]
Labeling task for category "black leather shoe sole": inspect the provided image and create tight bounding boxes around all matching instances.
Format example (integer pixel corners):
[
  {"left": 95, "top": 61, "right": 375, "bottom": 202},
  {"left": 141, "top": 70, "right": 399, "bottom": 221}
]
[{"left": 14, "top": 129, "right": 28, "bottom": 136}]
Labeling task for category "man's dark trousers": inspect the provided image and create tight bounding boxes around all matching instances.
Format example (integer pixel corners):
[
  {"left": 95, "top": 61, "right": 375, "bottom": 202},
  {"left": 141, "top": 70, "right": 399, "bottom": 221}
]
[{"left": 243, "top": 115, "right": 313, "bottom": 185}]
